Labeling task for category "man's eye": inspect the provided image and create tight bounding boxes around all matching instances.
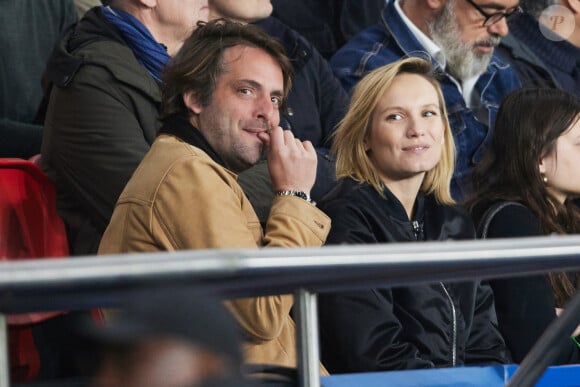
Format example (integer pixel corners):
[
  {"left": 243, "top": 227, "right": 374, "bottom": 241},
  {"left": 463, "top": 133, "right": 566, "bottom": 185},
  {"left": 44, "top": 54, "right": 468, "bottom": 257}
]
[
  {"left": 271, "top": 96, "right": 282, "bottom": 106},
  {"left": 239, "top": 88, "right": 252, "bottom": 95}
]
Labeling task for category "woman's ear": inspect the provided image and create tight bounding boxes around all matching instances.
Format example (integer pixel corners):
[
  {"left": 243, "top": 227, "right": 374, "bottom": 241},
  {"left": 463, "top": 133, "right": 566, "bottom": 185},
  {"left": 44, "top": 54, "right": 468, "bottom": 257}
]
[
  {"left": 363, "top": 137, "right": 370, "bottom": 152},
  {"left": 539, "top": 159, "right": 547, "bottom": 175},
  {"left": 183, "top": 91, "right": 203, "bottom": 115}
]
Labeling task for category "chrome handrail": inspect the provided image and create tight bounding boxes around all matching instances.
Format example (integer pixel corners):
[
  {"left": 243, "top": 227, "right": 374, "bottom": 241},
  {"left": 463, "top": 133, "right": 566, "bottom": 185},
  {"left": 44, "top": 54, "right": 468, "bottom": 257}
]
[{"left": 1, "top": 235, "right": 580, "bottom": 387}]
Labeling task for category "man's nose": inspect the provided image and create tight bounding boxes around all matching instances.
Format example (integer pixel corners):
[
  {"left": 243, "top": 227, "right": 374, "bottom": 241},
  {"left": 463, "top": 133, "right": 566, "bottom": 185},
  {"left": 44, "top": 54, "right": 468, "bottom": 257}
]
[
  {"left": 487, "top": 17, "right": 509, "bottom": 37},
  {"left": 256, "top": 96, "right": 277, "bottom": 125}
]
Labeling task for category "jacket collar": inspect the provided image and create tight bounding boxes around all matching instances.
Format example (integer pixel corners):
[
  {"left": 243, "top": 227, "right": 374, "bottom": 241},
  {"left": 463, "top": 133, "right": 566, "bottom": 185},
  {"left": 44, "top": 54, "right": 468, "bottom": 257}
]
[
  {"left": 254, "top": 17, "right": 311, "bottom": 73},
  {"left": 158, "top": 114, "right": 226, "bottom": 167},
  {"left": 509, "top": 13, "right": 580, "bottom": 74},
  {"left": 380, "top": 184, "right": 426, "bottom": 223}
]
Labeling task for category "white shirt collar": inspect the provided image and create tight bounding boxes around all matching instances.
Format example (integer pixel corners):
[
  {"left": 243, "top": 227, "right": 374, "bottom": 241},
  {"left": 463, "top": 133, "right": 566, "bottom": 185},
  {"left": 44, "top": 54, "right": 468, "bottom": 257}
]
[
  {"left": 394, "top": 0, "right": 445, "bottom": 68},
  {"left": 393, "top": 0, "right": 482, "bottom": 107}
]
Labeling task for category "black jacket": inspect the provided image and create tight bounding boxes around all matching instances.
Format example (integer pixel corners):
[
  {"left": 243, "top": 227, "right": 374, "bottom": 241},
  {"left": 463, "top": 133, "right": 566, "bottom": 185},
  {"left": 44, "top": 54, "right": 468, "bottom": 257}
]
[
  {"left": 472, "top": 200, "right": 580, "bottom": 364},
  {"left": 318, "top": 178, "right": 511, "bottom": 373}
]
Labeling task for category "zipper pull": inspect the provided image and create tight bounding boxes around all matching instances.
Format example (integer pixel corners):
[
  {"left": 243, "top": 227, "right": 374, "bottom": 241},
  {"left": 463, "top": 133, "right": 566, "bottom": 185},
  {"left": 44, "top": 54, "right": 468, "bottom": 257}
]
[{"left": 411, "top": 220, "right": 422, "bottom": 241}]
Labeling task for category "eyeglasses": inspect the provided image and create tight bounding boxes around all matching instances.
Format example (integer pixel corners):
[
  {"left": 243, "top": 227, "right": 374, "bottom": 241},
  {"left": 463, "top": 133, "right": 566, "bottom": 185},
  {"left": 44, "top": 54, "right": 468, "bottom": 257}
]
[{"left": 464, "top": 0, "right": 523, "bottom": 27}]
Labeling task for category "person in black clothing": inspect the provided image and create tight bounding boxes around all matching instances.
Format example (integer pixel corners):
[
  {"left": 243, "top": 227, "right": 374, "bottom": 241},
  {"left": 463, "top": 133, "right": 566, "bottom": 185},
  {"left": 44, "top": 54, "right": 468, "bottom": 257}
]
[
  {"left": 317, "top": 57, "right": 511, "bottom": 373},
  {"left": 467, "top": 87, "right": 580, "bottom": 364},
  {"left": 271, "top": 0, "right": 386, "bottom": 60}
]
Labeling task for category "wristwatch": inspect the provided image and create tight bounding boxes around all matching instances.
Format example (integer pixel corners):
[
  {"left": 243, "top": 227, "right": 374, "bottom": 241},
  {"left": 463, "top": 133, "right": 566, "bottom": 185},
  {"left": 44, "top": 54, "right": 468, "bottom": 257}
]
[{"left": 275, "top": 190, "right": 316, "bottom": 205}]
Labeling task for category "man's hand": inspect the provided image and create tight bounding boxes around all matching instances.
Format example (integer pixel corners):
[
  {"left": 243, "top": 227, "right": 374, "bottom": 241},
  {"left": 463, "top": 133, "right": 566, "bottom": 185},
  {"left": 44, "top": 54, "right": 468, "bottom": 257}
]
[{"left": 258, "top": 125, "right": 317, "bottom": 194}]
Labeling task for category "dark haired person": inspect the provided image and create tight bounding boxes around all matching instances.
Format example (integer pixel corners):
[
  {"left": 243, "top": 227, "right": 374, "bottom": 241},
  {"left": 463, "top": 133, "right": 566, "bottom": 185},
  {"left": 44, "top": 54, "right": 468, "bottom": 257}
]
[
  {"left": 90, "top": 289, "right": 245, "bottom": 387},
  {"left": 317, "top": 57, "right": 510, "bottom": 373},
  {"left": 209, "top": 0, "right": 349, "bottom": 220},
  {"left": 468, "top": 88, "right": 580, "bottom": 364},
  {"left": 99, "top": 20, "right": 330, "bottom": 371},
  {"left": 40, "top": 0, "right": 209, "bottom": 256}
]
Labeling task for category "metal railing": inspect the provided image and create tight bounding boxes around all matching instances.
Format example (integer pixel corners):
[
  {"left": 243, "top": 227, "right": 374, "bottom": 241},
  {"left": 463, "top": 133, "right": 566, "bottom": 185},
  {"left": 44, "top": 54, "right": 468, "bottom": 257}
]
[{"left": 1, "top": 235, "right": 580, "bottom": 387}]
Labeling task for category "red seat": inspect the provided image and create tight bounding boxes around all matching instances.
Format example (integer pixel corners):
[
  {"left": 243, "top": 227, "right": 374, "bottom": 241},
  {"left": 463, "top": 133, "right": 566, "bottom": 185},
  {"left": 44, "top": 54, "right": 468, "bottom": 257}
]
[
  {"left": 0, "top": 157, "right": 68, "bottom": 261},
  {"left": 0, "top": 158, "right": 69, "bottom": 381}
]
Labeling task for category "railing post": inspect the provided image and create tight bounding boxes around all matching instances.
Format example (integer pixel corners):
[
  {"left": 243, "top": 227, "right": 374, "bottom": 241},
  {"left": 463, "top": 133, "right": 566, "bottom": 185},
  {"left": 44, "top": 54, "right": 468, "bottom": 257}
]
[
  {"left": 0, "top": 314, "right": 9, "bottom": 387},
  {"left": 295, "top": 288, "right": 321, "bottom": 387}
]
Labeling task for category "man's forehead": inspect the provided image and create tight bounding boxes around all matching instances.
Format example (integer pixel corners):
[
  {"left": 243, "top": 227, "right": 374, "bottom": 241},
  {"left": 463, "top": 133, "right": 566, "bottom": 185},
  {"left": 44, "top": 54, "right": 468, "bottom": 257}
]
[{"left": 218, "top": 45, "right": 285, "bottom": 89}]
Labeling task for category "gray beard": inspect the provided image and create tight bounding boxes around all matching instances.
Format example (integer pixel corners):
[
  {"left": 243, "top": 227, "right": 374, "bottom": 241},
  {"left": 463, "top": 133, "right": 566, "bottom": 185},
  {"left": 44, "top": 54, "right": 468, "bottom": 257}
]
[{"left": 428, "top": 1, "right": 500, "bottom": 80}]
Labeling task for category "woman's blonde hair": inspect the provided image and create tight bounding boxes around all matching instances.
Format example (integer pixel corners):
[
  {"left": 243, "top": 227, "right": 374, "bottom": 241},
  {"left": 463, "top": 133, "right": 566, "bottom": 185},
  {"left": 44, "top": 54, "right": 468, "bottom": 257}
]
[{"left": 332, "top": 57, "right": 455, "bottom": 204}]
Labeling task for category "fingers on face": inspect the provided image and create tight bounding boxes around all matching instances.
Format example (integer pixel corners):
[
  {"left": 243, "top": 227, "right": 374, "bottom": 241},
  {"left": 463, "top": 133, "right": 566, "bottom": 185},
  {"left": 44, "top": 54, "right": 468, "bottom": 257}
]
[{"left": 268, "top": 126, "right": 284, "bottom": 150}]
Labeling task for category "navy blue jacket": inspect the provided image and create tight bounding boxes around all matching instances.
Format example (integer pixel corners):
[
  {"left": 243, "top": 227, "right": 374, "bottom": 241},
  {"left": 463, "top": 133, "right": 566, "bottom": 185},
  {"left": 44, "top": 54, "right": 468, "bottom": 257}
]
[{"left": 504, "top": 13, "right": 580, "bottom": 96}]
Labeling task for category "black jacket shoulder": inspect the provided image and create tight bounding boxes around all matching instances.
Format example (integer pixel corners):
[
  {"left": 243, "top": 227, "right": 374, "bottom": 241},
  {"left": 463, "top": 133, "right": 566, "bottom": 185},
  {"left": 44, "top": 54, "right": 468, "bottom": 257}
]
[{"left": 319, "top": 178, "right": 474, "bottom": 244}]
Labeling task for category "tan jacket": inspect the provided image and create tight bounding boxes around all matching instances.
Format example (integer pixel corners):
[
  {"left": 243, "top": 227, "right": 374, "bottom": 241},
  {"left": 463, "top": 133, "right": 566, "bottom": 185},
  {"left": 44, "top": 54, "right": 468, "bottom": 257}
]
[{"left": 99, "top": 134, "right": 331, "bottom": 371}]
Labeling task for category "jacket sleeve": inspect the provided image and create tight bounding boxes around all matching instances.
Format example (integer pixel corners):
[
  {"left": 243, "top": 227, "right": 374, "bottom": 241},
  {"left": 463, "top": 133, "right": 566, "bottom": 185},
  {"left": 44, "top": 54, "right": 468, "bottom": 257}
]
[
  {"left": 151, "top": 157, "right": 330, "bottom": 342},
  {"left": 318, "top": 203, "right": 435, "bottom": 372},
  {"left": 42, "top": 64, "right": 157, "bottom": 233},
  {"left": 464, "top": 280, "right": 513, "bottom": 365}
]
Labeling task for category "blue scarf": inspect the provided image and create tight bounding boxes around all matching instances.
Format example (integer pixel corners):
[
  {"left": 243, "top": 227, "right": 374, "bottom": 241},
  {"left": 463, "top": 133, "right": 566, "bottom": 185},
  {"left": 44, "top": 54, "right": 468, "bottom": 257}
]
[{"left": 102, "top": 6, "right": 170, "bottom": 82}]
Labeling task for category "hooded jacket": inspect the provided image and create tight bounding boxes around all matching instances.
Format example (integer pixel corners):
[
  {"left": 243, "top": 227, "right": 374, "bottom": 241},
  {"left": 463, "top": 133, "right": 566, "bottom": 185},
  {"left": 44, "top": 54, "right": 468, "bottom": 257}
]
[
  {"left": 318, "top": 178, "right": 511, "bottom": 372},
  {"left": 41, "top": 7, "right": 161, "bottom": 256}
]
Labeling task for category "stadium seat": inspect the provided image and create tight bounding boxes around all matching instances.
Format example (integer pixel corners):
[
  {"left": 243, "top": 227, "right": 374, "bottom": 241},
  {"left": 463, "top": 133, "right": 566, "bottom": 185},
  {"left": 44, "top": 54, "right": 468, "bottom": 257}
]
[{"left": 0, "top": 157, "right": 70, "bottom": 381}]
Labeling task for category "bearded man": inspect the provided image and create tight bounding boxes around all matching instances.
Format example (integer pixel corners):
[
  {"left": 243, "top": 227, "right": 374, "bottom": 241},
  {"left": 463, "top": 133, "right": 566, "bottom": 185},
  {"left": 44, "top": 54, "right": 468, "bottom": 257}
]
[{"left": 330, "top": 0, "right": 521, "bottom": 199}]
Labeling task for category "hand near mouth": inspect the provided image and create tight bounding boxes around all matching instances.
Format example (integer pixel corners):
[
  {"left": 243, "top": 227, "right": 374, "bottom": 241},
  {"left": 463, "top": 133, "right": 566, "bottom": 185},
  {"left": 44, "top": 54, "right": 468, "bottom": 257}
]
[{"left": 262, "top": 125, "right": 317, "bottom": 195}]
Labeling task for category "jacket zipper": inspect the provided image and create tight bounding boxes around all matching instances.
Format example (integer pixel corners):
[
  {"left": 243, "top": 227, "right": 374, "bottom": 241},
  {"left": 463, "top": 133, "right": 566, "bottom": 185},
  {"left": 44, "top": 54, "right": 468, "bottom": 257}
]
[
  {"left": 440, "top": 283, "right": 457, "bottom": 366},
  {"left": 411, "top": 220, "right": 457, "bottom": 364},
  {"left": 411, "top": 220, "right": 422, "bottom": 240}
]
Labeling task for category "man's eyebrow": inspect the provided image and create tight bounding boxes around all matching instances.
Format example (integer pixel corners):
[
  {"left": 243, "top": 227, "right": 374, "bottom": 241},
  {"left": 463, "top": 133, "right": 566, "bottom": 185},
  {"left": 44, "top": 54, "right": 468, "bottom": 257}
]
[
  {"left": 238, "top": 79, "right": 284, "bottom": 97},
  {"left": 478, "top": 1, "right": 518, "bottom": 11}
]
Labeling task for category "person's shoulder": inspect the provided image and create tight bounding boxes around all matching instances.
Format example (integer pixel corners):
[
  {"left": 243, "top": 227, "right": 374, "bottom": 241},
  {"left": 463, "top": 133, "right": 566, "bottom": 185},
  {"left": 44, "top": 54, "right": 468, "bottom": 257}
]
[
  {"left": 481, "top": 201, "right": 541, "bottom": 238},
  {"left": 319, "top": 179, "right": 376, "bottom": 212},
  {"left": 423, "top": 195, "right": 476, "bottom": 237}
]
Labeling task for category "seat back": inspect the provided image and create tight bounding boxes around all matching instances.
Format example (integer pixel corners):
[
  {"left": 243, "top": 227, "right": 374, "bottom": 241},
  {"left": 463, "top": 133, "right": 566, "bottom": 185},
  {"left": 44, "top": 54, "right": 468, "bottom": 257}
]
[
  {"left": 0, "top": 158, "right": 68, "bottom": 262},
  {"left": 0, "top": 158, "right": 69, "bottom": 381}
]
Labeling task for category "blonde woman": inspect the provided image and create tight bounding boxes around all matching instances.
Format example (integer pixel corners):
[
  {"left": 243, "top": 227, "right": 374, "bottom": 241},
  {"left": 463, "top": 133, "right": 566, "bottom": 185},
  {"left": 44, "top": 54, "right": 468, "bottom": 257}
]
[{"left": 318, "top": 57, "right": 510, "bottom": 373}]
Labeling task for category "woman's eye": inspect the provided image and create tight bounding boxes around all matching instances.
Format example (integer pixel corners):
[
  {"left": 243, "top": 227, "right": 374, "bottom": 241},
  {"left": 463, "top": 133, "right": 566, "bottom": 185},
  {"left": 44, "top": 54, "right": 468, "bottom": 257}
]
[
  {"left": 424, "top": 110, "right": 437, "bottom": 117},
  {"left": 387, "top": 113, "right": 402, "bottom": 121}
]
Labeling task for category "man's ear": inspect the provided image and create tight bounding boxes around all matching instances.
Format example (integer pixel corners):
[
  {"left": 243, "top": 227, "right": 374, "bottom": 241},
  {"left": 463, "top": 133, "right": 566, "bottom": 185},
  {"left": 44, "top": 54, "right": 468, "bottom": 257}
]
[
  {"left": 183, "top": 91, "right": 203, "bottom": 115},
  {"left": 138, "top": 0, "right": 157, "bottom": 8},
  {"left": 426, "top": 0, "right": 446, "bottom": 12},
  {"left": 566, "top": 0, "right": 580, "bottom": 14}
]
